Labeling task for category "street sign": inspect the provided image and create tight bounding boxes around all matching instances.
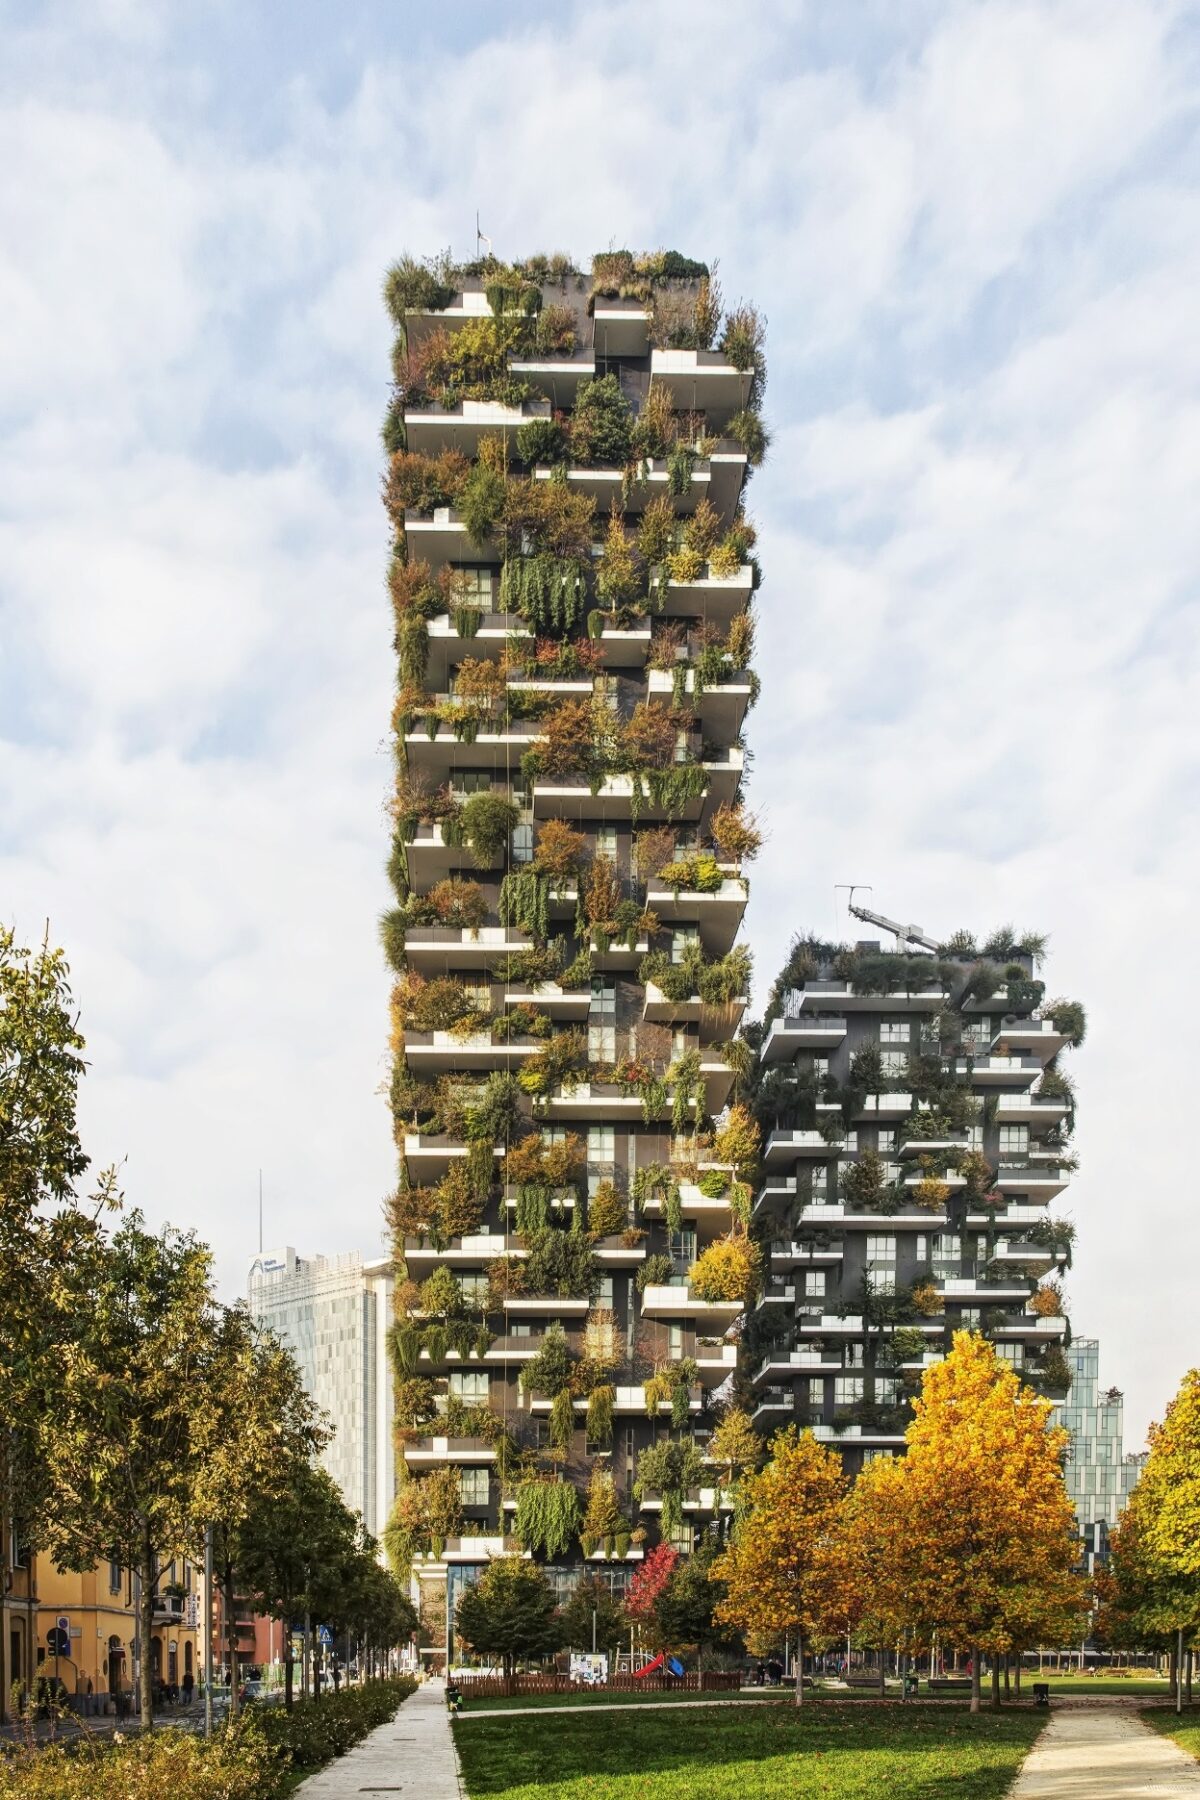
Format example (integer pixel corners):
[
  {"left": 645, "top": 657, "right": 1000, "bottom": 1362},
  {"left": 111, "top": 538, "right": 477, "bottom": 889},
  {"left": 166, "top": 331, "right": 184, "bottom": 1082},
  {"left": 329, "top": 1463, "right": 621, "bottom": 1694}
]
[{"left": 316, "top": 1626, "right": 333, "bottom": 1644}]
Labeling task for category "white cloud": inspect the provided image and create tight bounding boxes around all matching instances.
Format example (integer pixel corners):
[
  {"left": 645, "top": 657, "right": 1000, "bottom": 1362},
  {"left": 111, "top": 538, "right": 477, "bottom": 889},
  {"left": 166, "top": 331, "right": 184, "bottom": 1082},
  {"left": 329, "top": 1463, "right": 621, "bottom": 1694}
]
[{"left": 1, "top": 0, "right": 1196, "bottom": 1445}]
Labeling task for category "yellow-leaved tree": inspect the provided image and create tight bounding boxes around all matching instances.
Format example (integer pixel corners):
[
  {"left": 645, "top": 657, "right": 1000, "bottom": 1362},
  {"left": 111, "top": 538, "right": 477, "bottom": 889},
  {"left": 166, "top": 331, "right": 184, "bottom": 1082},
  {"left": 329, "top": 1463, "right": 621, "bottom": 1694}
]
[
  {"left": 880, "top": 1331, "right": 1084, "bottom": 1711},
  {"left": 1111, "top": 1368, "right": 1200, "bottom": 1710},
  {"left": 712, "top": 1426, "right": 846, "bottom": 1704}
]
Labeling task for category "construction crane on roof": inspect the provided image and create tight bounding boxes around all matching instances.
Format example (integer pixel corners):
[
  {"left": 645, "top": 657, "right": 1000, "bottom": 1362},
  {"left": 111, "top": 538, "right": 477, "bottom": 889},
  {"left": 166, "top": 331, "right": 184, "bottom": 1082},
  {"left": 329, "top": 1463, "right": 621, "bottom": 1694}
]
[{"left": 841, "top": 886, "right": 941, "bottom": 954}]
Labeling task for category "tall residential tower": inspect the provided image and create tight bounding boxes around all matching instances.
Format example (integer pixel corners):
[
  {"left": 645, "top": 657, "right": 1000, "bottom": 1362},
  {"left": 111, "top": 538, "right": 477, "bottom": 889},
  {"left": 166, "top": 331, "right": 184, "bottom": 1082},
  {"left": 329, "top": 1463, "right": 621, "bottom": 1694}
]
[
  {"left": 745, "top": 930, "right": 1084, "bottom": 1476},
  {"left": 381, "top": 250, "right": 766, "bottom": 1656}
]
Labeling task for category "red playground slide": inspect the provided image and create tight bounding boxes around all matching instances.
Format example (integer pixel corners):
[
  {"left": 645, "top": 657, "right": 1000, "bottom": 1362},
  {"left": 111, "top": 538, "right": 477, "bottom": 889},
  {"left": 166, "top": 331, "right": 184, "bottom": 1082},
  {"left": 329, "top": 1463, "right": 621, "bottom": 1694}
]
[{"left": 633, "top": 1653, "right": 666, "bottom": 1679}]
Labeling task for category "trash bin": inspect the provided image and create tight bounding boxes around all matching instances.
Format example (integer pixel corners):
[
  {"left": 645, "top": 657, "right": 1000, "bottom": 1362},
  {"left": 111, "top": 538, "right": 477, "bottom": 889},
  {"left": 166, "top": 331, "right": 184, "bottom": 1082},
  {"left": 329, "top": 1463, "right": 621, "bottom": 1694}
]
[
  {"left": 904, "top": 1673, "right": 919, "bottom": 1697},
  {"left": 1032, "top": 1683, "right": 1050, "bottom": 1707}
]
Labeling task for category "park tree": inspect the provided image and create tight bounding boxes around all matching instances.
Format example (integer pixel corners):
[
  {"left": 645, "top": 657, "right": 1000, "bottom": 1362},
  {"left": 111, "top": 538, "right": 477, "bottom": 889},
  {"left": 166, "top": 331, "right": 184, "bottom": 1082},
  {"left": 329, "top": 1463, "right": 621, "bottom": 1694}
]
[
  {"left": 1105, "top": 1370, "right": 1200, "bottom": 1709},
  {"left": 833, "top": 1449, "right": 912, "bottom": 1694},
  {"left": 560, "top": 1574, "right": 627, "bottom": 1661},
  {"left": 455, "top": 1557, "right": 564, "bottom": 1676},
  {"left": 713, "top": 1427, "right": 847, "bottom": 1704},
  {"left": 655, "top": 1534, "right": 740, "bottom": 1668},
  {"left": 881, "top": 1331, "right": 1085, "bottom": 1712},
  {"left": 0, "top": 928, "right": 117, "bottom": 1719},
  {"left": 36, "top": 1214, "right": 323, "bottom": 1728},
  {"left": 707, "top": 1408, "right": 763, "bottom": 1514},
  {"left": 624, "top": 1542, "right": 678, "bottom": 1644}
]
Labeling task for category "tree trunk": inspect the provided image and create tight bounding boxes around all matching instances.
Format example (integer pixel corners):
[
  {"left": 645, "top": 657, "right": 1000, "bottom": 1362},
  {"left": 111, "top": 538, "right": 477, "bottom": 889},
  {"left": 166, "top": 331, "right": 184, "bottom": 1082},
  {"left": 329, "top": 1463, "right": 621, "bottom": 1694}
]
[
  {"left": 1177, "top": 1629, "right": 1185, "bottom": 1717},
  {"left": 1187, "top": 1647, "right": 1193, "bottom": 1705},
  {"left": 794, "top": 1628, "right": 804, "bottom": 1707},
  {"left": 878, "top": 1648, "right": 886, "bottom": 1696},
  {"left": 970, "top": 1649, "right": 981, "bottom": 1715},
  {"left": 303, "top": 1611, "right": 311, "bottom": 1701},
  {"left": 1003, "top": 1656, "right": 1011, "bottom": 1700},
  {"left": 284, "top": 1641, "right": 295, "bottom": 1711},
  {"left": 140, "top": 1526, "right": 157, "bottom": 1732},
  {"left": 1014, "top": 1658, "right": 1022, "bottom": 1699},
  {"left": 991, "top": 1659, "right": 1001, "bottom": 1708}
]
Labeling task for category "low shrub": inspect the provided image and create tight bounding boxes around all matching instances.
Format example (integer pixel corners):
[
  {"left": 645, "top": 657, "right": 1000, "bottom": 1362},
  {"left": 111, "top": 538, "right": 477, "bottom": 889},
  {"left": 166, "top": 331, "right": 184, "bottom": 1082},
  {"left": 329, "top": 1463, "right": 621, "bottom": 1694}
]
[{"left": 258, "top": 1678, "right": 418, "bottom": 1768}]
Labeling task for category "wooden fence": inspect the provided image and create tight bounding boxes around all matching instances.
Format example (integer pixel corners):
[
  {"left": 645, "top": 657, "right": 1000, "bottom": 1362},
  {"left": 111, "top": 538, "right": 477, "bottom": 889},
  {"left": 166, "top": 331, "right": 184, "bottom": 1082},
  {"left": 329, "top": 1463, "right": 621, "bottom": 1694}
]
[{"left": 452, "top": 1669, "right": 743, "bottom": 1698}]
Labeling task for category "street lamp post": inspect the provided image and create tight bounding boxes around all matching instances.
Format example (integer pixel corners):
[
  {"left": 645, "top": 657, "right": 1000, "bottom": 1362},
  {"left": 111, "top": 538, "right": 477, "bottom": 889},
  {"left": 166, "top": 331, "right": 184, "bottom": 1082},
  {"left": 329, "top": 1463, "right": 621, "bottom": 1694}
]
[{"left": 204, "top": 1525, "right": 214, "bottom": 1741}]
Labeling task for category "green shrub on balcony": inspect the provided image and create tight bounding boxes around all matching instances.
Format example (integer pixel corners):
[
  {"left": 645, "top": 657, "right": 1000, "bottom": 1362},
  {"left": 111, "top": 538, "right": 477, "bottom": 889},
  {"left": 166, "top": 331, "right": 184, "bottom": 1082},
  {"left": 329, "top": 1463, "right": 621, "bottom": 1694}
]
[
  {"left": 569, "top": 375, "right": 633, "bottom": 466},
  {"left": 633, "top": 1438, "right": 705, "bottom": 1539},
  {"left": 514, "top": 1476, "right": 581, "bottom": 1558},
  {"left": 637, "top": 1253, "right": 673, "bottom": 1293}
]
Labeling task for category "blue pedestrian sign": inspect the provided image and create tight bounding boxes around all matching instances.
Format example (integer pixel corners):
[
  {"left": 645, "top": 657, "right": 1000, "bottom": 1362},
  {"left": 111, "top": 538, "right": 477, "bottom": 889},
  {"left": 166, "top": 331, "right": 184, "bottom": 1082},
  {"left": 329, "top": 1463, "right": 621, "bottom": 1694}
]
[{"left": 316, "top": 1626, "right": 333, "bottom": 1644}]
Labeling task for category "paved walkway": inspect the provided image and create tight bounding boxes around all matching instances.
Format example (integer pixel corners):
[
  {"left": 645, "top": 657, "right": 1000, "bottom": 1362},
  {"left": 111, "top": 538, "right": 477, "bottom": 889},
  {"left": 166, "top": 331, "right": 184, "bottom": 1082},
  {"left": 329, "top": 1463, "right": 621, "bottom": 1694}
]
[
  {"left": 292, "top": 1679, "right": 463, "bottom": 1799},
  {"left": 1009, "top": 1707, "right": 1200, "bottom": 1797}
]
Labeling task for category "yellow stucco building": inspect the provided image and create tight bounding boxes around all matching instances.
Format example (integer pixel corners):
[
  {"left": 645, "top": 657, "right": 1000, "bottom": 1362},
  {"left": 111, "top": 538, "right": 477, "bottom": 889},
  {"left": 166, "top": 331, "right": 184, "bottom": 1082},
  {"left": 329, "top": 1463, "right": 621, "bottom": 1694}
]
[{"left": 36, "top": 1554, "right": 202, "bottom": 1708}]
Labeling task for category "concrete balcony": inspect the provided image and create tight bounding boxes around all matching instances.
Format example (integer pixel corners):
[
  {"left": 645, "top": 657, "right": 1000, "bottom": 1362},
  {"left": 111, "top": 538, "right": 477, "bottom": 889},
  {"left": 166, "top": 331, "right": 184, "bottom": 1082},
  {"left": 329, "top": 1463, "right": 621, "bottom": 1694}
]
[
  {"left": 648, "top": 347, "right": 750, "bottom": 429},
  {"left": 638, "top": 1283, "right": 742, "bottom": 1332},
  {"left": 153, "top": 1593, "right": 185, "bottom": 1626},
  {"left": 646, "top": 876, "right": 748, "bottom": 952},
  {"left": 896, "top": 1132, "right": 969, "bottom": 1158},
  {"left": 752, "top": 1387, "right": 795, "bottom": 1424},
  {"left": 811, "top": 1422, "right": 907, "bottom": 1446},
  {"left": 403, "top": 1436, "right": 498, "bottom": 1465},
  {"left": 530, "top": 1384, "right": 702, "bottom": 1419},
  {"left": 641, "top": 1183, "right": 734, "bottom": 1223},
  {"left": 404, "top": 1031, "right": 542, "bottom": 1072},
  {"left": 646, "top": 667, "right": 753, "bottom": 737},
  {"left": 989, "top": 1018, "right": 1070, "bottom": 1063},
  {"left": 402, "top": 1231, "right": 511, "bottom": 1268},
  {"left": 759, "top": 1013, "right": 848, "bottom": 1063},
  {"left": 793, "top": 980, "right": 945, "bottom": 1014},
  {"left": 503, "top": 1295, "right": 591, "bottom": 1317},
  {"left": 404, "top": 821, "right": 504, "bottom": 877},
  {"left": 636, "top": 1485, "right": 734, "bottom": 1515},
  {"left": 660, "top": 564, "right": 755, "bottom": 627},
  {"left": 544, "top": 1084, "right": 672, "bottom": 1123},
  {"left": 404, "top": 397, "right": 550, "bottom": 456},
  {"left": 989, "top": 1238, "right": 1058, "bottom": 1273},
  {"left": 993, "top": 1163, "right": 1073, "bottom": 1200},
  {"left": 763, "top": 1130, "right": 843, "bottom": 1168},
  {"left": 403, "top": 925, "right": 533, "bottom": 972},
  {"left": 939, "top": 1278, "right": 1033, "bottom": 1305},
  {"left": 507, "top": 355, "right": 597, "bottom": 403},
  {"left": 585, "top": 936, "right": 651, "bottom": 972},
  {"left": 993, "top": 1314, "right": 1069, "bottom": 1343},
  {"left": 503, "top": 983, "right": 591, "bottom": 1018},
  {"left": 592, "top": 304, "right": 651, "bottom": 356},
  {"left": 755, "top": 1283, "right": 795, "bottom": 1311},
  {"left": 950, "top": 1055, "right": 1042, "bottom": 1087},
  {"left": 769, "top": 1239, "right": 846, "bottom": 1268},
  {"left": 853, "top": 1091, "right": 916, "bottom": 1120},
  {"left": 403, "top": 1134, "right": 505, "bottom": 1178},
  {"left": 403, "top": 507, "right": 483, "bottom": 571},
  {"left": 993, "top": 1093, "right": 1069, "bottom": 1124},
  {"left": 404, "top": 722, "right": 543, "bottom": 775},
  {"left": 695, "top": 1341, "right": 739, "bottom": 1382},
  {"left": 642, "top": 982, "right": 748, "bottom": 1039},
  {"left": 796, "top": 1313, "right": 865, "bottom": 1337},
  {"left": 533, "top": 460, "right": 714, "bottom": 515},
  {"left": 754, "top": 1350, "right": 842, "bottom": 1383}
]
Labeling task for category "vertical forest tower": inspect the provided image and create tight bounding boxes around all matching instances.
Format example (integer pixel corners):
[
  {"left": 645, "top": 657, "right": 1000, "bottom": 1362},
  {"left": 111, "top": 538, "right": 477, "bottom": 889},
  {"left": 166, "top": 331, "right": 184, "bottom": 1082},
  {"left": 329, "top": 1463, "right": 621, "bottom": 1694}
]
[{"left": 381, "top": 250, "right": 767, "bottom": 1652}]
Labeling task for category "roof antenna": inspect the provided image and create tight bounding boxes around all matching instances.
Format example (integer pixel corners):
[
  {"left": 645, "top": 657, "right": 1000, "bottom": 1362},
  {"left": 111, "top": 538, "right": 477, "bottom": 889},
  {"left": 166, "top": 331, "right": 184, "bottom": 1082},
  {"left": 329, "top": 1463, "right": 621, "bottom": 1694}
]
[{"left": 477, "top": 212, "right": 492, "bottom": 261}]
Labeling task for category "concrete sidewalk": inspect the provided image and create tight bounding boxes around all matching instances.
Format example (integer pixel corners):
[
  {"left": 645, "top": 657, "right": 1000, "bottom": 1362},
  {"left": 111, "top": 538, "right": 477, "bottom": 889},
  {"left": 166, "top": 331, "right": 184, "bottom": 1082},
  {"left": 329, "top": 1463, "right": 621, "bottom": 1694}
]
[
  {"left": 292, "top": 1679, "right": 463, "bottom": 1799},
  {"left": 1009, "top": 1707, "right": 1200, "bottom": 1797}
]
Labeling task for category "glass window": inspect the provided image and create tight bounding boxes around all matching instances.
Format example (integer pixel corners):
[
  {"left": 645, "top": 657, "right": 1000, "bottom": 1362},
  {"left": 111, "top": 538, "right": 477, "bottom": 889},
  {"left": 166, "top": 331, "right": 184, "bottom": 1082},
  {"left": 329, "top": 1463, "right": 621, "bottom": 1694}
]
[
  {"left": 995, "top": 1343, "right": 1025, "bottom": 1367},
  {"left": 588, "top": 1126, "right": 615, "bottom": 1163},
  {"left": 668, "top": 1521, "right": 695, "bottom": 1552},
  {"left": 866, "top": 1235, "right": 897, "bottom": 1265},
  {"left": 109, "top": 1561, "right": 121, "bottom": 1593},
  {"left": 450, "top": 771, "right": 491, "bottom": 795},
  {"left": 511, "top": 823, "right": 533, "bottom": 865},
  {"left": 877, "top": 1129, "right": 897, "bottom": 1153},
  {"left": 803, "top": 1271, "right": 826, "bottom": 1298},
  {"left": 667, "top": 1325, "right": 684, "bottom": 1358},
  {"left": 450, "top": 1371, "right": 489, "bottom": 1403},
  {"left": 880, "top": 1050, "right": 910, "bottom": 1077},
  {"left": 669, "top": 1228, "right": 697, "bottom": 1272},
  {"left": 931, "top": 1234, "right": 961, "bottom": 1277},
  {"left": 598, "top": 1275, "right": 614, "bottom": 1307},
  {"left": 671, "top": 928, "right": 700, "bottom": 963},
  {"left": 875, "top": 1376, "right": 898, "bottom": 1405},
  {"left": 966, "top": 1124, "right": 985, "bottom": 1151},
  {"left": 835, "top": 1376, "right": 863, "bottom": 1406},
  {"left": 879, "top": 1021, "right": 909, "bottom": 1045},
  {"left": 590, "top": 979, "right": 616, "bottom": 1016},
  {"left": 862, "top": 1448, "right": 895, "bottom": 1464},
  {"left": 459, "top": 1467, "right": 490, "bottom": 1506},
  {"left": 999, "top": 1125, "right": 1029, "bottom": 1157},
  {"left": 588, "top": 1023, "right": 616, "bottom": 1062},
  {"left": 595, "top": 826, "right": 618, "bottom": 859},
  {"left": 811, "top": 1056, "right": 830, "bottom": 1079},
  {"left": 809, "top": 1166, "right": 828, "bottom": 1197}
]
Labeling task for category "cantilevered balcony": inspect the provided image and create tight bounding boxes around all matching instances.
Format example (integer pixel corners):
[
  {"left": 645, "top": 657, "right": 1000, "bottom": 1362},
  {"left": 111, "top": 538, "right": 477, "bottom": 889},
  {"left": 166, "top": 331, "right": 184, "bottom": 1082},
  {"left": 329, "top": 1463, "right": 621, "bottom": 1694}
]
[
  {"left": 793, "top": 980, "right": 945, "bottom": 1015},
  {"left": 529, "top": 1385, "right": 702, "bottom": 1420},
  {"left": 752, "top": 1387, "right": 795, "bottom": 1425},
  {"left": 403, "top": 719, "right": 543, "bottom": 775},
  {"left": 753, "top": 1349, "right": 843, "bottom": 1383},
  {"left": 769, "top": 1239, "right": 846, "bottom": 1269},
  {"left": 403, "top": 1436, "right": 498, "bottom": 1466},
  {"left": 759, "top": 1012, "right": 848, "bottom": 1063},
  {"left": 661, "top": 563, "right": 755, "bottom": 627},
  {"left": 993, "top": 1162, "right": 1073, "bottom": 1200},
  {"left": 989, "top": 1238, "right": 1058, "bottom": 1273},
  {"left": 532, "top": 774, "right": 705, "bottom": 824},
  {"left": 507, "top": 355, "right": 597, "bottom": 405},
  {"left": 989, "top": 1017, "right": 1070, "bottom": 1062},
  {"left": 993, "top": 1092, "right": 1069, "bottom": 1125},
  {"left": 503, "top": 983, "right": 591, "bottom": 1018},
  {"left": 896, "top": 1131, "right": 969, "bottom": 1158},
  {"left": 646, "top": 667, "right": 753, "bottom": 738},
  {"left": 648, "top": 347, "right": 752, "bottom": 429},
  {"left": 403, "top": 1135, "right": 505, "bottom": 1178},
  {"left": 763, "top": 1129, "right": 842, "bottom": 1168},
  {"left": 402, "top": 507, "right": 479, "bottom": 571},
  {"left": 402, "top": 1230, "right": 510, "bottom": 1269},
  {"left": 404, "top": 398, "right": 551, "bottom": 456},
  {"left": 638, "top": 1282, "right": 742, "bottom": 1332},
  {"left": 591, "top": 302, "right": 651, "bottom": 356},
  {"left": 405, "top": 821, "right": 504, "bottom": 878},
  {"left": 639, "top": 1182, "right": 734, "bottom": 1225},
  {"left": 950, "top": 1054, "right": 1043, "bottom": 1087},
  {"left": 642, "top": 983, "right": 748, "bottom": 1039},
  {"left": 404, "top": 1030, "right": 543, "bottom": 1072},
  {"left": 402, "top": 925, "right": 535, "bottom": 972},
  {"left": 503, "top": 1295, "right": 591, "bottom": 1318},
  {"left": 533, "top": 460, "right": 714, "bottom": 515},
  {"left": 646, "top": 876, "right": 748, "bottom": 952}
]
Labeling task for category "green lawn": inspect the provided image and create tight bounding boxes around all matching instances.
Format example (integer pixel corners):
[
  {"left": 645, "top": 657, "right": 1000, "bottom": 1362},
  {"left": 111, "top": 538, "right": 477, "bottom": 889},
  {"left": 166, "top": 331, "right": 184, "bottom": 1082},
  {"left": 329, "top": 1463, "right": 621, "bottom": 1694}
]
[
  {"left": 454, "top": 1700, "right": 1047, "bottom": 1799},
  {"left": 1143, "top": 1708, "right": 1200, "bottom": 1763}
]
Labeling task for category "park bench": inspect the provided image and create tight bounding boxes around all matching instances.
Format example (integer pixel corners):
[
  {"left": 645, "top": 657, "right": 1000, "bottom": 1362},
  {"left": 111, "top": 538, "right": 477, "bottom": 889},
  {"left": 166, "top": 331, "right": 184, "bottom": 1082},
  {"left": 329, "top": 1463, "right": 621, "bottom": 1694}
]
[
  {"left": 844, "top": 1674, "right": 884, "bottom": 1688},
  {"left": 928, "top": 1678, "right": 972, "bottom": 1693}
]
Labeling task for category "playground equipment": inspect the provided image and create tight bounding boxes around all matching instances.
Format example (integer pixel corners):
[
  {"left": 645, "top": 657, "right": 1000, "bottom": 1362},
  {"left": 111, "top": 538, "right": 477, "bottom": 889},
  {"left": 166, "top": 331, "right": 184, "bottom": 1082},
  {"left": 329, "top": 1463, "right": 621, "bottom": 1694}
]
[{"left": 633, "top": 1653, "right": 685, "bottom": 1679}]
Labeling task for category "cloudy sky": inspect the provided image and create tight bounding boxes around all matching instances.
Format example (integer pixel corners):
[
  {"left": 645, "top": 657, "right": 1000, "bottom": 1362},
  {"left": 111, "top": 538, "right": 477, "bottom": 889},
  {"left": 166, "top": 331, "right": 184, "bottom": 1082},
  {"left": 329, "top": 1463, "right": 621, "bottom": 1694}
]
[{"left": 2, "top": 0, "right": 1196, "bottom": 1444}]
